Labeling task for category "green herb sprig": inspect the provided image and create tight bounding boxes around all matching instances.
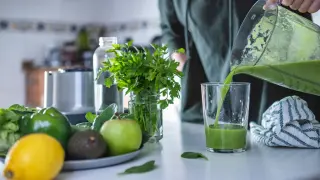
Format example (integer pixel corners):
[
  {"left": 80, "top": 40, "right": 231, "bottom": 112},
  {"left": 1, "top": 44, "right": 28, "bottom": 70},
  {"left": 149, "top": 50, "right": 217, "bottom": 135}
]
[
  {"left": 98, "top": 41, "right": 184, "bottom": 109},
  {"left": 118, "top": 160, "right": 157, "bottom": 175},
  {"left": 181, "top": 152, "right": 208, "bottom": 160}
]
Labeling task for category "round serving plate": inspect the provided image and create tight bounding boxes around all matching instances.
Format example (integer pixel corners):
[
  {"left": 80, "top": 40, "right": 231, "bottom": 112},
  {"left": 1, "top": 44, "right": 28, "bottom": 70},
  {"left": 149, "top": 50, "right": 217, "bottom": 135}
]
[{"left": 0, "top": 148, "right": 142, "bottom": 171}]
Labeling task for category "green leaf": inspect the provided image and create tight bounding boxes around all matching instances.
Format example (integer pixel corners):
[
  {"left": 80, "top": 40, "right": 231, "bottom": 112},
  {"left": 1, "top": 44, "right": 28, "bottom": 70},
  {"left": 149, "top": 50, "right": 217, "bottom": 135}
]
[
  {"left": 112, "top": 44, "right": 121, "bottom": 50},
  {"left": 8, "top": 104, "right": 37, "bottom": 112},
  {"left": 91, "top": 103, "right": 118, "bottom": 131},
  {"left": 76, "top": 122, "right": 92, "bottom": 129},
  {"left": 181, "top": 152, "right": 208, "bottom": 160},
  {"left": 127, "top": 40, "right": 133, "bottom": 47},
  {"left": 2, "top": 122, "right": 19, "bottom": 132},
  {"left": 176, "top": 48, "right": 185, "bottom": 54},
  {"left": 0, "top": 109, "right": 20, "bottom": 126},
  {"left": 6, "top": 104, "right": 38, "bottom": 118},
  {"left": 7, "top": 133, "right": 20, "bottom": 146},
  {"left": 0, "top": 151, "right": 6, "bottom": 157},
  {"left": 120, "top": 113, "right": 135, "bottom": 119},
  {"left": 85, "top": 112, "right": 96, "bottom": 123},
  {"left": 112, "top": 113, "right": 132, "bottom": 120},
  {"left": 159, "top": 100, "right": 169, "bottom": 109},
  {"left": 104, "top": 77, "right": 114, "bottom": 88},
  {"left": 98, "top": 41, "right": 183, "bottom": 113},
  {"left": 118, "top": 160, "right": 156, "bottom": 175},
  {"left": 72, "top": 122, "right": 92, "bottom": 133},
  {"left": 0, "top": 138, "right": 10, "bottom": 153}
]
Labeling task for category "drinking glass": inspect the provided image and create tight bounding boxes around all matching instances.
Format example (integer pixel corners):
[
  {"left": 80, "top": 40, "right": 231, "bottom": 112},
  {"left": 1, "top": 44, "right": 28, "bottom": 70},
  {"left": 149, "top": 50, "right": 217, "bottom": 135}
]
[{"left": 201, "top": 82, "right": 250, "bottom": 153}]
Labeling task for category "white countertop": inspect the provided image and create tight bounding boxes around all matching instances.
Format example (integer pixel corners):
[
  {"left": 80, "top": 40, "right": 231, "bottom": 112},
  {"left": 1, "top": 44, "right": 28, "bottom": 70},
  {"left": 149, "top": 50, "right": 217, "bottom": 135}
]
[{"left": 1, "top": 105, "right": 320, "bottom": 180}]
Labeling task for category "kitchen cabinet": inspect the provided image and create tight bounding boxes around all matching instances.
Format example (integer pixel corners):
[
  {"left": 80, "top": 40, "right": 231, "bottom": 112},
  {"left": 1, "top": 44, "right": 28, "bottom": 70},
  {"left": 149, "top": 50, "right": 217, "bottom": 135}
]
[{"left": 23, "top": 62, "right": 59, "bottom": 108}]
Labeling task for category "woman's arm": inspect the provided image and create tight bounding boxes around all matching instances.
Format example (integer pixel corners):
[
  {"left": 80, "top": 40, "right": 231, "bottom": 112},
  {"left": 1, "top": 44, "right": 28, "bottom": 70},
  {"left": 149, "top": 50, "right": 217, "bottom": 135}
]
[{"left": 158, "top": 0, "right": 187, "bottom": 71}]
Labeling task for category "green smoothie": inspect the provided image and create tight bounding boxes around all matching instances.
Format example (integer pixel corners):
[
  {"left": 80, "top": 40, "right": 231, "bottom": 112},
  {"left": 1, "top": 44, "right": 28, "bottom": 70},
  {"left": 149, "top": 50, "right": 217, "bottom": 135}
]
[
  {"left": 216, "top": 60, "right": 320, "bottom": 122},
  {"left": 209, "top": 60, "right": 320, "bottom": 150},
  {"left": 205, "top": 124, "right": 247, "bottom": 150},
  {"left": 214, "top": 60, "right": 320, "bottom": 124},
  {"left": 232, "top": 61, "right": 320, "bottom": 95},
  {"left": 208, "top": 5, "right": 320, "bottom": 150}
]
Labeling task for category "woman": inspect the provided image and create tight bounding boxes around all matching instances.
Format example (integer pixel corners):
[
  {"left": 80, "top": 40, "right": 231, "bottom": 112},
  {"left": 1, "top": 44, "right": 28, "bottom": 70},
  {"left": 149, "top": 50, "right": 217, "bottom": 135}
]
[{"left": 158, "top": 0, "right": 320, "bottom": 123}]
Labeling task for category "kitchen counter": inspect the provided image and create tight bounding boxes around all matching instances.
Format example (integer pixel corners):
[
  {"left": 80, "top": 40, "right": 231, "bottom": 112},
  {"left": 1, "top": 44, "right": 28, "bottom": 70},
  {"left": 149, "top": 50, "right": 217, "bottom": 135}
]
[{"left": 1, "top": 105, "right": 320, "bottom": 180}]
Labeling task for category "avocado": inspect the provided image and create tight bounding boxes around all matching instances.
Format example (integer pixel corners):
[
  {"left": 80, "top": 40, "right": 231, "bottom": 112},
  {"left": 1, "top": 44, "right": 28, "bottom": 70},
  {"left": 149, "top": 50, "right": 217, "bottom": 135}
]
[{"left": 67, "top": 130, "right": 107, "bottom": 160}]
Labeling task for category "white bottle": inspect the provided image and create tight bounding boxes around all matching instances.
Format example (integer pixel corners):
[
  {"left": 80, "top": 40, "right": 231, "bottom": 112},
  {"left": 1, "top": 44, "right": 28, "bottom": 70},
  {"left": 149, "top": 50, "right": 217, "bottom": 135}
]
[{"left": 93, "top": 37, "right": 123, "bottom": 114}]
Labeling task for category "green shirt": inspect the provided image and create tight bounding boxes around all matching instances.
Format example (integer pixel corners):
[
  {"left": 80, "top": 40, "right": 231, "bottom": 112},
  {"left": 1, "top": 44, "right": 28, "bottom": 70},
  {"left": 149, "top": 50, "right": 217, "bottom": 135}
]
[
  {"left": 158, "top": 0, "right": 255, "bottom": 82},
  {"left": 158, "top": 0, "right": 312, "bottom": 82}
]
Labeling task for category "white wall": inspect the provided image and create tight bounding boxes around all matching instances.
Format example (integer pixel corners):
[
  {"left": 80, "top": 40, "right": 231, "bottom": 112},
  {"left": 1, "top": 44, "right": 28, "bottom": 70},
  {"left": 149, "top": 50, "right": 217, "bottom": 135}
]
[
  {"left": 0, "top": 0, "right": 161, "bottom": 108},
  {"left": 101, "top": 0, "right": 161, "bottom": 45}
]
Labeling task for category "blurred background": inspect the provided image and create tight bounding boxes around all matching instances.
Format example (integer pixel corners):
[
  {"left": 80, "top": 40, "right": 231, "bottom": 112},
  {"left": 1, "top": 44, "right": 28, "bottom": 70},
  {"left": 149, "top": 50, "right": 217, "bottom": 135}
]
[
  {"left": 0, "top": 0, "right": 161, "bottom": 108},
  {"left": 1, "top": 0, "right": 320, "bottom": 109}
]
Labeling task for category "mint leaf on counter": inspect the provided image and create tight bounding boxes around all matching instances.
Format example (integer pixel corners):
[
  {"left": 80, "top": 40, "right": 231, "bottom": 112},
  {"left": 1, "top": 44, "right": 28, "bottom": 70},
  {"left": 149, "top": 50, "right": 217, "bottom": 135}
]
[
  {"left": 181, "top": 152, "right": 208, "bottom": 160},
  {"left": 118, "top": 160, "right": 156, "bottom": 175}
]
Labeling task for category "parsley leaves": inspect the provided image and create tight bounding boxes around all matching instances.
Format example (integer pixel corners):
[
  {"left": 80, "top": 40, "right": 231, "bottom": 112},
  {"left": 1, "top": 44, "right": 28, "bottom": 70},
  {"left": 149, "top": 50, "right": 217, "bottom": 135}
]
[{"left": 98, "top": 41, "right": 183, "bottom": 109}]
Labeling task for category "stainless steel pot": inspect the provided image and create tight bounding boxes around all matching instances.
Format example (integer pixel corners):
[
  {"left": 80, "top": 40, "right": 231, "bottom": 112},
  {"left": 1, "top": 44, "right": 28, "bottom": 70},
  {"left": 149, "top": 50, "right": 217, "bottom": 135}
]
[{"left": 43, "top": 68, "right": 95, "bottom": 114}]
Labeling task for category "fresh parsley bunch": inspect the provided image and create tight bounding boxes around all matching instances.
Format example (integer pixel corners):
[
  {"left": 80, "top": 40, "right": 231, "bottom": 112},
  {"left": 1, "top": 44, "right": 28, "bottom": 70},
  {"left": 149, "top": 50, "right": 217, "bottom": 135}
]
[{"left": 98, "top": 41, "right": 184, "bottom": 109}]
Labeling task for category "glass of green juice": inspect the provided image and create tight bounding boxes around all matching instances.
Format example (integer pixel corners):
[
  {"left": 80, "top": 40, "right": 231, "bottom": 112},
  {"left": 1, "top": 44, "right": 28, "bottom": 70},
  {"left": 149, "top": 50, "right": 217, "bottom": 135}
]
[{"left": 201, "top": 82, "right": 250, "bottom": 153}]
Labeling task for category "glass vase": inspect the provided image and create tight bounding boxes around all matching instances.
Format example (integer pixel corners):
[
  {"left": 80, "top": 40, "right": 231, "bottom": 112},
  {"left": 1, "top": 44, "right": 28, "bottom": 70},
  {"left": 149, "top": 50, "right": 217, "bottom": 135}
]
[{"left": 129, "top": 93, "right": 163, "bottom": 143}]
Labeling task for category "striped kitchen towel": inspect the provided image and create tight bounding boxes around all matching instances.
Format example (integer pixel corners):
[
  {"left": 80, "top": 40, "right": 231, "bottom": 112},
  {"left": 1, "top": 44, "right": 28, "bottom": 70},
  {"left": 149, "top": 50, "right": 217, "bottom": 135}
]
[{"left": 250, "top": 96, "right": 320, "bottom": 148}]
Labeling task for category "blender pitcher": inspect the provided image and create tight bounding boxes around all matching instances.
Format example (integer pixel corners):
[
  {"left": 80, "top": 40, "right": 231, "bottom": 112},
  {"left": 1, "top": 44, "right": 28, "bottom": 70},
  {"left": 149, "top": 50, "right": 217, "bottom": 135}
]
[{"left": 230, "top": 0, "right": 320, "bottom": 96}]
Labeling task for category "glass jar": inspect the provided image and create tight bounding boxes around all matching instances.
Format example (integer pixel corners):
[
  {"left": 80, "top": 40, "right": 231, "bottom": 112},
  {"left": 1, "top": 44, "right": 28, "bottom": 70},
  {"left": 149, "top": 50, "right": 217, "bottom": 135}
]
[
  {"left": 93, "top": 37, "right": 124, "bottom": 114},
  {"left": 129, "top": 93, "right": 163, "bottom": 143}
]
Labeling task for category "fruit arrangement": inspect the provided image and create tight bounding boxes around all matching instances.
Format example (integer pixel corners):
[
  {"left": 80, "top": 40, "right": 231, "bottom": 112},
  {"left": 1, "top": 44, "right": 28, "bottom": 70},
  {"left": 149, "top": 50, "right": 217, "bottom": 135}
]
[{"left": 0, "top": 103, "right": 143, "bottom": 180}]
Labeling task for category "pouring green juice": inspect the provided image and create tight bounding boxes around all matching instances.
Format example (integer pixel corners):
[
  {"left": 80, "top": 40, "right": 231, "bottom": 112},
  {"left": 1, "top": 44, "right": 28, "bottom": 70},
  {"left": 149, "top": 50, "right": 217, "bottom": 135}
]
[
  {"left": 205, "top": 2, "right": 320, "bottom": 151},
  {"left": 215, "top": 60, "right": 320, "bottom": 124},
  {"left": 206, "top": 60, "right": 320, "bottom": 150}
]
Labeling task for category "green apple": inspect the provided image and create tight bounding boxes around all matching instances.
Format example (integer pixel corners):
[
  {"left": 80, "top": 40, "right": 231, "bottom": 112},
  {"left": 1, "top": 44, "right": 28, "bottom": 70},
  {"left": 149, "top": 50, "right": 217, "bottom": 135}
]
[{"left": 99, "top": 119, "right": 142, "bottom": 156}]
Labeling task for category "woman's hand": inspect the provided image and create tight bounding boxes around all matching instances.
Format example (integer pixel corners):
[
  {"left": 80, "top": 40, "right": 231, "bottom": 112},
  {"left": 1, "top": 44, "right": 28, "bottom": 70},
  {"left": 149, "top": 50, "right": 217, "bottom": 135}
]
[
  {"left": 265, "top": 0, "right": 320, "bottom": 13},
  {"left": 171, "top": 52, "right": 187, "bottom": 72}
]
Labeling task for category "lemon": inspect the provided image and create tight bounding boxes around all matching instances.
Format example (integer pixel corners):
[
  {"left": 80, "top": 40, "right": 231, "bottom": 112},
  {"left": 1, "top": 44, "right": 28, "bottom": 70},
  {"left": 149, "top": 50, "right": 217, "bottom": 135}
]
[{"left": 2, "top": 133, "right": 65, "bottom": 180}]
